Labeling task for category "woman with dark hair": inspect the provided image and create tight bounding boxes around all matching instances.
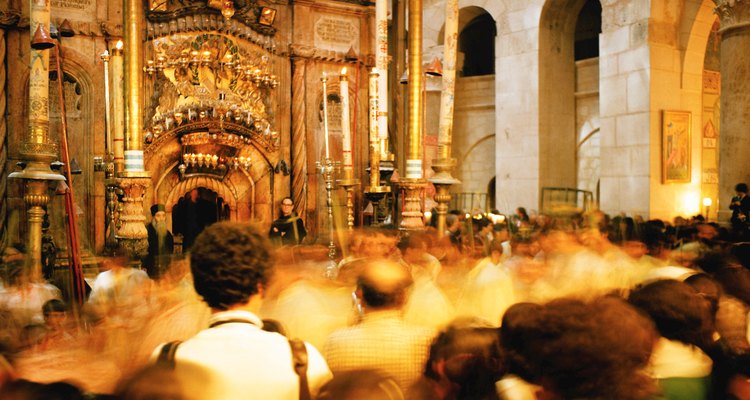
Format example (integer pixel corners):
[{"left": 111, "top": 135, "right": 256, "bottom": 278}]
[
  {"left": 629, "top": 279, "right": 713, "bottom": 400},
  {"left": 411, "top": 318, "right": 504, "bottom": 400},
  {"left": 518, "top": 297, "right": 658, "bottom": 400}
]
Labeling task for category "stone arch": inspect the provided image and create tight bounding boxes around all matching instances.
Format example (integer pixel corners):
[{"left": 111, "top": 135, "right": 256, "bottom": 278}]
[
  {"left": 457, "top": 133, "right": 495, "bottom": 194},
  {"left": 44, "top": 49, "right": 99, "bottom": 252},
  {"left": 164, "top": 175, "right": 240, "bottom": 214},
  {"left": 538, "top": 0, "right": 597, "bottom": 192},
  {"left": 678, "top": 0, "right": 716, "bottom": 90}
]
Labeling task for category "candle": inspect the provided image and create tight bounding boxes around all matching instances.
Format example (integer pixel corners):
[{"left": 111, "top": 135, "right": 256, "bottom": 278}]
[
  {"left": 375, "top": 0, "right": 388, "bottom": 140},
  {"left": 111, "top": 40, "right": 125, "bottom": 174},
  {"left": 340, "top": 67, "right": 352, "bottom": 168},
  {"left": 322, "top": 72, "right": 330, "bottom": 160},
  {"left": 100, "top": 50, "right": 112, "bottom": 156},
  {"left": 368, "top": 68, "right": 380, "bottom": 188}
]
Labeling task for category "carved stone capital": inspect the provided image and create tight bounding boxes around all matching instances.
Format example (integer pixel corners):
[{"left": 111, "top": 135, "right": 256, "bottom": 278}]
[
  {"left": 714, "top": 0, "right": 750, "bottom": 31},
  {"left": 290, "top": 44, "right": 316, "bottom": 59},
  {"left": 99, "top": 21, "right": 123, "bottom": 37},
  {"left": 0, "top": 10, "right": 21, "bottom": 28}
]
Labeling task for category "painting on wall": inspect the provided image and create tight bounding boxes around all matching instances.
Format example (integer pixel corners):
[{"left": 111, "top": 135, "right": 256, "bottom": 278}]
[{"left": 662, "top": 110, "right": 692, "bottom": 183}]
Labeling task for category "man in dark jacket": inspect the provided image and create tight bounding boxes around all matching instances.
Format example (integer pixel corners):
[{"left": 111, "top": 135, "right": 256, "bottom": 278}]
[{"left": 269, "top": 197, "right": 306, "bottom": 246}]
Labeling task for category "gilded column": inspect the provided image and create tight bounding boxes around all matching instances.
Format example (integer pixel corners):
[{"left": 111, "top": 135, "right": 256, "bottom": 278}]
[
  {"left": 429, "top": 0, "right": 460, "bottom": 238},
  {"left": 713, "top": 1, "right": 750, "bottom": 222},
  {"left": 399, "top": 0, "right": 426, "bottom": 231},
  {"left": 290, "top": 47, "right": 312, "bottom": 220},
  {"left": 8, "top": 1, "right": 63, "bottom": 276},
  {"left": 111, "top": 40, "right": 125, "bottom": 175},
  {"left": 116, "top": 0, "right": 150, "bottom": 258}
]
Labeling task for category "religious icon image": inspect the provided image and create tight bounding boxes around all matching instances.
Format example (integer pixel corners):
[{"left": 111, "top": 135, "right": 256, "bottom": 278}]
[{"left": 662, "top": 110, "right": 691, "bottom": 183}]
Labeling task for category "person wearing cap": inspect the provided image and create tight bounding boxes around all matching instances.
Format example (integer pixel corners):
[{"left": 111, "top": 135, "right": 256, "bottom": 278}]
[{"left": 144, "top": 204, "right": 174, "bottom": 278}]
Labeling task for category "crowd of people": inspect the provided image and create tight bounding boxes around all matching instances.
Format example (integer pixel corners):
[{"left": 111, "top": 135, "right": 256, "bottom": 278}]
[{"left": 0, "top": 199, "right": 749, "bottom": 399}]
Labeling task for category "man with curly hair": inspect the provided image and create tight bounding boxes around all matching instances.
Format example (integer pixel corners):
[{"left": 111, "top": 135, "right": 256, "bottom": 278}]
[{"left": 152, "top": 222, "right": 332, "bottom": 400}]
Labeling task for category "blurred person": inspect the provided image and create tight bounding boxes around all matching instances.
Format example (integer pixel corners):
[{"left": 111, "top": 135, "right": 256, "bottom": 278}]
[
  {"left": 399, "top": 233, "right": 441, "bottom": 281},
  {"left": 316, "top": 369, "right": 405, "bottom": 400},
  {"left": 411, "top": 318, "right": 504, "bottom": 400},
  {"left": 447, "top": 211, "right": 463, "bottom": 247},
  {"left": 685, "top": 273, "right": 749, "bottom": 355},
  {"left": 497, "top": 303, "right": 543, "bottom": 400},
  {"left": 504, "top": 235, "right": 547, "bottom": 303},
  {"left": 0, "top": 259, "right": 61, "bottom": 328},
  {"left": 730, "top": 183, "right": 750, "bottom": 237},
  {"left": 38, "top": 299, "right": 75, "bottom": 350},
  {"left": 115, "top": 364, "right": 185, "bottom": 400},
  {"left": 491, "top": 223, "right": 511, "bottom": 264},
  {"left": 725, "top": 353, "right": 750, "bottom": 400},
  {"left": 269, "top": 197, "right": 307, "bottom": 246},
  {"left": 152, "top": 222, "right": 332, "bottom": 399},
  {"left": 0, "top": 379, "right": 86, "bottom": 400},
  {"left": 517, "top": 297, "right": 659, "bottom": 400},
  {"left": 398, "top": 234, "right": 455, "bottom": 330},
  {"left": 629, "top": 279, "right": 714, "bottom": 400},
  {"left": 324, "top": 260, "right": 434, "bottom": 391},
  {"left": 456, "top": 240, "right": 515, "bottom": 326},
  {"left": 143, "top": 204, "right": 174, "bottom": 279}
]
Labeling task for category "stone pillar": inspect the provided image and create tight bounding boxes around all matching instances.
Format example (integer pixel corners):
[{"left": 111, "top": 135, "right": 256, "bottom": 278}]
[
  {"left": 714, "top": 1, "right": 750, "bottom": 221},
  {"left": 290, "top": 46, "right": 312, "bottom": 220}
]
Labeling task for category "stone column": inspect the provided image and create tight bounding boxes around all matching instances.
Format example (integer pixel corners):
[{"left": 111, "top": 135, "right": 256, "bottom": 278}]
[
  {"left": 714, "top": 1, "right": 750, "bottom": 221},
  {"left": 290, "top": 46, "right": 313, "bottom": 220}
]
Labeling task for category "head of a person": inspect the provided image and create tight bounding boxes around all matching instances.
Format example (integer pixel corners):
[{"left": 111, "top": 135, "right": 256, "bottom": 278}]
[
  {"left": 499, "top": 302, "right": 544, "bottom": 380},
  {"left": 736, "top": 183, "right": 748, "bottom": 195},
  {"left": 684, "top": 273, "right": 721, "bottom": 324},
  {"left": 189, "top": 189, "right": 199, "bottom": 202},
  {"left": 190, "top": 222, "right": 273, "bottom": 310},
  {"left": 151, "top": 204, "right": 167, "bottom": 224},
  {"left": 316, "top": 369, "right": 404, "bottom": 400},
  {"left": 628, "top": 279, "right": 712, "bottom": 349},
  {"left": 424, "top": 318, "right": 504, "bottom": 400},
  {"left": 356, "top": 260, "right": 413, "bottom": 311},
  {"left": 398, "top": 233, "right": 428, "bottom": 264},
  {"left": 446, "top": 213, "right": 460, "bottom": 232},
  {"left": 521, "top": 297, "right": 658, "bottom": 400},
  {"left": 488, "top": 240, "right": 504, "bottom": 264},
  {"left": 280, "top": 197, "right": 294, "bottom": 217},
  {"left": 42, "top": 299, "right": 67, "bottom": 330}
]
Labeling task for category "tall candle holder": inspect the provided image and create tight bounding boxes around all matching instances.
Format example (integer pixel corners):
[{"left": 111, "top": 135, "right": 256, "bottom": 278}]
[
  {"left": 337, "top": 67, "right": 359, "bottom": 230},
  {"left": 319, "top": 73, "right": 336, "bottom": 259},
  {"left": 364, "top": 68, "right": 390, "bottom": 225}
]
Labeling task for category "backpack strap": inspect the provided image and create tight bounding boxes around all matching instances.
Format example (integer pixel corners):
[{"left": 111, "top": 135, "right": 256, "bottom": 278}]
[
  {"left": 288, "top": 338, "right": 310, "bottom": 400},
  {"left": 156, "top": 340, "right": 182, "bottom": 369}
]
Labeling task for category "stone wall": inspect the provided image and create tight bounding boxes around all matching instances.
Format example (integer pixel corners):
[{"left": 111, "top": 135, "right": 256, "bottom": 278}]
[{"left": 453, "top": 75, "right": 495, "bottom": 196}]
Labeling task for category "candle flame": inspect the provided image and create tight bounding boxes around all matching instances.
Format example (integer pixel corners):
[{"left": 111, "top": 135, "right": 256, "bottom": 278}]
[
  {"left": 341, "top": 67, "right": 347, "bottom": 75},
  {"left": 115, "top": 40, "right": 123, "bottom": 50},
  {"left": 372, "top": 67, "right": 378, "bottom": 73}
]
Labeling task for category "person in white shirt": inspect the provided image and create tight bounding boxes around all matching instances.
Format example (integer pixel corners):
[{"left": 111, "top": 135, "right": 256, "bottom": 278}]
[{"left": 152, "top": 222, "right": 332, "bottom": 400}]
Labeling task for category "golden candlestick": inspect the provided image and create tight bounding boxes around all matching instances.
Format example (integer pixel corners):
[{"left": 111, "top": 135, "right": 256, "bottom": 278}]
[
  {"left": 338, "top": 67, "right": 359, "bottom": 231},
  {"left": 364, "top": 68, "right": 390, "bottom": 226},
  {"left": 9, "top": 1, "right": 63, "bottom": 279},
  {"left": 430, "top": 0, "right": 460, "bottom": 238}
]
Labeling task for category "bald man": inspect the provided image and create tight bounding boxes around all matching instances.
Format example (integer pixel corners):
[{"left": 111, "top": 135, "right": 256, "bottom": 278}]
[{"left": 323, "top": 260, "right": 434, "bottom": 391}]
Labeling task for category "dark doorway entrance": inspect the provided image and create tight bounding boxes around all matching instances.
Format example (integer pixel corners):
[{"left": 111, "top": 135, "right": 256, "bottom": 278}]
[{"left": 171, "top": 187, "right": 230, "bottom": 250}]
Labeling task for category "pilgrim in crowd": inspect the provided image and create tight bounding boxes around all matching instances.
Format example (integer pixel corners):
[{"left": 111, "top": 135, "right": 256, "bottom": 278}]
[{"left": 1, "top": 203, "right": 750, "bottom": 399}]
